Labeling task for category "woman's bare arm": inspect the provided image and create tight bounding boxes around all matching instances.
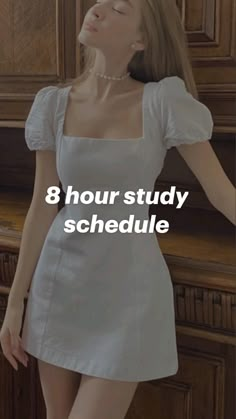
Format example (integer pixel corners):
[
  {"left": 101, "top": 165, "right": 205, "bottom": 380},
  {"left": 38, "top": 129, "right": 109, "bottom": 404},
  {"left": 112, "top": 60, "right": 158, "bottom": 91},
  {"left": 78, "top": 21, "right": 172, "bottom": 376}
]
[
  {"left": 176, "top": 140, "right": 236, "bottom": 226},
  {"left": 8, "top": 150, "right": 60, "bottom": 306}
]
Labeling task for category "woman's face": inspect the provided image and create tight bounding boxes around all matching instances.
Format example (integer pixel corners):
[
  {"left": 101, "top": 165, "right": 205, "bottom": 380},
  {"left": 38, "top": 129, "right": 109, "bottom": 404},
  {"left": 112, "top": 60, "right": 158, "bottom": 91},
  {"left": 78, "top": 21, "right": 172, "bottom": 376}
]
[{"left": 78, "top": 0, "right": 143, "bottom": 52}]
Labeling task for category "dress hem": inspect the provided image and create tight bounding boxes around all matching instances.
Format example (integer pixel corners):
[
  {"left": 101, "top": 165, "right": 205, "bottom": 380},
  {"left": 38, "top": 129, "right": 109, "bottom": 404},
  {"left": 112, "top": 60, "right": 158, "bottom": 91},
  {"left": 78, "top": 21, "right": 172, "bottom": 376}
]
[{"left": 22, "top": 337, "right": 179, "bottom": 383}]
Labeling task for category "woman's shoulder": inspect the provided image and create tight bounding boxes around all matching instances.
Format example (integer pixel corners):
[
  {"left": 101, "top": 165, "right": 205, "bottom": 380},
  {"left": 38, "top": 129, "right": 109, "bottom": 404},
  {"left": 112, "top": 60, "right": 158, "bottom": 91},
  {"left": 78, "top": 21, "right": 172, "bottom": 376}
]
[
  {"left": 35, "top": 84, "right": 60, "bottom": 98},
  {"left": 150, "top": 76, "right": 214, "bottom": 150},
  {"left": 24, "top": 85, "right": 63, "bottom": 151},
  {"left": 151, "top": 75, "right": 185, "bottom": 92}
]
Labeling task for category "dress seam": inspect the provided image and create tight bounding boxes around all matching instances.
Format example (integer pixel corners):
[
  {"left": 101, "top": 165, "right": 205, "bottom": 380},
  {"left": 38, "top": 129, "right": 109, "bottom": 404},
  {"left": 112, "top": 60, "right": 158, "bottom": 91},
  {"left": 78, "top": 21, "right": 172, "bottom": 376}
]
[{"left": 38, "top": 237, "right": 64, "bottom": 357}]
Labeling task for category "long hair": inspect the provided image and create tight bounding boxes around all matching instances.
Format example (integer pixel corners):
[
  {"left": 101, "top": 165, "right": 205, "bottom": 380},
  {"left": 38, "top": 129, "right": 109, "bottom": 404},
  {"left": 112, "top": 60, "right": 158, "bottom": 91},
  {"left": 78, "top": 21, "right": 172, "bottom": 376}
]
[{"left": 59, "top": 0, "right": 199, "bottom": 99}]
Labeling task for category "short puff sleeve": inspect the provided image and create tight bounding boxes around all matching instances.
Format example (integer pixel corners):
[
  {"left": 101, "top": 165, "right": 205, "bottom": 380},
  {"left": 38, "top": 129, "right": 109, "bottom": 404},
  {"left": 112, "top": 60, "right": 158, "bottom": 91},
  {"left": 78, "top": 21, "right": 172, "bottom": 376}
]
[
  {"left": 157, "top": 76, "right": 214, "bottom": 150},
  {"left": 25, "top": 86, "right": 59, "bottom": 151}
]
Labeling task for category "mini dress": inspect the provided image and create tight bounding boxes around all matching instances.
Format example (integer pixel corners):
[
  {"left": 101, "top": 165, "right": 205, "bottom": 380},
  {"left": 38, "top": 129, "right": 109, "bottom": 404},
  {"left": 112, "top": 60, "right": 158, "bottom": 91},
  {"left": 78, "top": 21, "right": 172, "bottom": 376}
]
[{"left": 21, "top": 76, "right": 214, "bottom": 382}]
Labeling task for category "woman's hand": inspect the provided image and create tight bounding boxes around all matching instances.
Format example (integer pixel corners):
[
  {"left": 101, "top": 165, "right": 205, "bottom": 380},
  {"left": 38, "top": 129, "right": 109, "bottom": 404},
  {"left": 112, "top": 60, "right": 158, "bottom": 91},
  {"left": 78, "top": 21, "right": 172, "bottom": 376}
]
[{"left": 0, "top": 301, "right": 29, "bottom": 371}]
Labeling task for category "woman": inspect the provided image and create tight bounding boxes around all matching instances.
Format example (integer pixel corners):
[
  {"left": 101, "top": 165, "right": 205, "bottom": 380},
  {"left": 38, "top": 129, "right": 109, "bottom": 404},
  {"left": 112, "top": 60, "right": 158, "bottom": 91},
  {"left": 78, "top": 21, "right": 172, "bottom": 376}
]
[{"left": 1, "top": 0, "right": 235, "bottom": 418}]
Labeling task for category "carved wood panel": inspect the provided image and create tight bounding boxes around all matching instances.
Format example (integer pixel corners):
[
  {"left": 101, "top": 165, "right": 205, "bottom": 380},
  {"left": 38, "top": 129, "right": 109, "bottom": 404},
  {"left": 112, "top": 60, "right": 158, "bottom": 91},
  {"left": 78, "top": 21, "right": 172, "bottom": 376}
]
[{"left": 0, "top": 0, "right": 235, "bottom": 131}]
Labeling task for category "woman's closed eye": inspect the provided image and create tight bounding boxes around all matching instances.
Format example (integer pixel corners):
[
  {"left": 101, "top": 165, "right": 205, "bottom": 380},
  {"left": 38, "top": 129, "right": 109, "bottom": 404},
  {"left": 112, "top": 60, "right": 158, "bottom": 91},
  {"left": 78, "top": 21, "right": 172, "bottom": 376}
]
[
  {"left": 95, "top": 1, "right": 126, "bottom": 15},
  {"left": 112, "top": 7, "right": 125, "bottom": 14}
]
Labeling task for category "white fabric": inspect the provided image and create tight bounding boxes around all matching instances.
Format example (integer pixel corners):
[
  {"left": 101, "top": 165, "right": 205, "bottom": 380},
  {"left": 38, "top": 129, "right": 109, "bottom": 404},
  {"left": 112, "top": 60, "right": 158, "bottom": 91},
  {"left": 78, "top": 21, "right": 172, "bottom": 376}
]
[
  {"left": 25, "top": 86, "right": 58, "bottom": 151},
  {"left": 158, "top": 76, "right": 214, "bottom": 149}
]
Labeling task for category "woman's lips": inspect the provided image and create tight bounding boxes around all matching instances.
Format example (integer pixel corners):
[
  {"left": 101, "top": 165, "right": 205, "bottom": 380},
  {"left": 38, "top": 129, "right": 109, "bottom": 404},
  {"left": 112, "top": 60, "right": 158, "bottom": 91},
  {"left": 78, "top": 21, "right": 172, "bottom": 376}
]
[{"left": 84, "top": 23, "right": 98, "bottom": 32}]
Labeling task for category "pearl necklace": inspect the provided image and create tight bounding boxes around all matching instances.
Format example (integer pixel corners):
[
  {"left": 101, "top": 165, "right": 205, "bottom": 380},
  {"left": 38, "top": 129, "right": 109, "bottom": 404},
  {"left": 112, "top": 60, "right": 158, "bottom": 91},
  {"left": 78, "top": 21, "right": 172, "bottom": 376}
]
[{"left": 88, "top": 68, "right": 131, "bottom": 81}]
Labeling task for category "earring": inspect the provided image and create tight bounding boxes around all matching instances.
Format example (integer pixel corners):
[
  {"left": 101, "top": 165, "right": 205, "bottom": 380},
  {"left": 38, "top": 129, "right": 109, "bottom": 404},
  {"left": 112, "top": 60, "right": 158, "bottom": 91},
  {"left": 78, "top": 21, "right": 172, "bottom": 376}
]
[{"left": 131, "top": 43, "right": 136, "bottom": 49}]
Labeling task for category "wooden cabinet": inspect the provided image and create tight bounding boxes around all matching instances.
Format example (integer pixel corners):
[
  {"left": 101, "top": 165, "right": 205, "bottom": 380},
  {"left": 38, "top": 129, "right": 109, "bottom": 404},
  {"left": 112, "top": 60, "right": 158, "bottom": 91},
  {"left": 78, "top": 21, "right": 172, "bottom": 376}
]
[{"left": 0, "top": 1, "right": 235, "bottom": 418}]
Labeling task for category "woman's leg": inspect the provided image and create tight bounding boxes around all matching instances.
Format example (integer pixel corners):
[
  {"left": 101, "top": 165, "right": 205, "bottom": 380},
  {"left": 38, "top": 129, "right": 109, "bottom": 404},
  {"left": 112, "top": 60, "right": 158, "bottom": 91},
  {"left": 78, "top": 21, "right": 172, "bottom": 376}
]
[
  {"left": 68, "top": 373, "right": 139, "bottom": 419},
  {"left": 37, "top": 359, "right": 81, "bottom": 419}
]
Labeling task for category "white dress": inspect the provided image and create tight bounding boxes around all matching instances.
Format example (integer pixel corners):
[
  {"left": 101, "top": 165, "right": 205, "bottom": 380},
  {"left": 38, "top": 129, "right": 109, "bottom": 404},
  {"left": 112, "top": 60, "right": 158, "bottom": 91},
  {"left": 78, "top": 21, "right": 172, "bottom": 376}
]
[{"left": 21, "top": 76, "right": 214, "bottom": 382}]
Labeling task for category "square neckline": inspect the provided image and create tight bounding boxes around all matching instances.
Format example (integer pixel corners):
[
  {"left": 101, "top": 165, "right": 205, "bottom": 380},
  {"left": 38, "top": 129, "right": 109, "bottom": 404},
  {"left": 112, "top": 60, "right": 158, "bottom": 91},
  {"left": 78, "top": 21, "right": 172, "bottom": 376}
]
[{"left": 61, "top": 82, "right": 149, "bottom": 142}]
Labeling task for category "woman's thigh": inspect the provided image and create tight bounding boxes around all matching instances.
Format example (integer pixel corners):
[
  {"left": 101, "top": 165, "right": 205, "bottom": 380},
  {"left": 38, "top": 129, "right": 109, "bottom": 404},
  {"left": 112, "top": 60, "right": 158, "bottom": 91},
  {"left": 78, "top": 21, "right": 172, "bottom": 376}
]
[
  {"left": 68, "top": 373, "right": 139, "bottom": 419},
  {"left": 37, "top": 359, "right": 81, "bottom": 419}
]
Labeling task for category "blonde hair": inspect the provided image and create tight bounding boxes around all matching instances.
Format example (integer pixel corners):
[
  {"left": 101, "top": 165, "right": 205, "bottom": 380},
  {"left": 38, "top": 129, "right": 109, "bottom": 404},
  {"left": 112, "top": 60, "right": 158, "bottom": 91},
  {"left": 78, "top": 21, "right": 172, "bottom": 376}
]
[{"left": 59, "top": 0, "right": 199, "bottom": 99}]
